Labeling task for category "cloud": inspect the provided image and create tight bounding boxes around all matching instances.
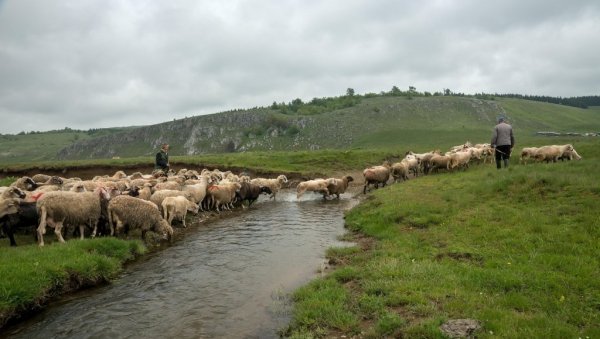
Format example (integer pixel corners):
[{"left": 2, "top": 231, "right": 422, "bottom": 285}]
[{"left": 0, "top": 0, "right": 599, "bottom": 134}]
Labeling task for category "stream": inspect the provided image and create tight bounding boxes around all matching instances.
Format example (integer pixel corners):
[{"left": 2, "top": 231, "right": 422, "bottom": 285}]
[{"left": 3, "top": 190, "right": 358, "bottom": 339}]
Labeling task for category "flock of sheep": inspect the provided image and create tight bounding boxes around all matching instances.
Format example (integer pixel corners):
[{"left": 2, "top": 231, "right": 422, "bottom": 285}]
[
  {"left": 362, "top": 142, "right": 582, "bottom": 193},
  {"left": 0, "top": 168, "right": 354, "bottom": 247},
  {"left": 0, "top": 142, "right": 581, "bottom": 248}
]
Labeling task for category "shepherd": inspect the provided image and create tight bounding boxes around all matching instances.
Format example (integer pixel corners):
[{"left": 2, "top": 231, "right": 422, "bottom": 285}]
[
  {"left": 490, "top": 117, "right": 515, "bottom": 169},
  {"left": 154, "top": 143, "right": 170, "bottom": 174}
]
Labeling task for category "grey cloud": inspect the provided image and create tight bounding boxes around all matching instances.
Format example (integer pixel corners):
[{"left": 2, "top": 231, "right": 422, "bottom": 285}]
[{"left": 0, "top": 0, "right": 599, "bottom": 134}]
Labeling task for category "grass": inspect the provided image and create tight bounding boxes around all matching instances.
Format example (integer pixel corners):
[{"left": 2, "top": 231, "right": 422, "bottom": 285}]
[
  {"left": 0, "top": 238, "right": 145, "bottom": 327},
  {"left": 285, "top": 140, "right": 600, "bottom": 338}
]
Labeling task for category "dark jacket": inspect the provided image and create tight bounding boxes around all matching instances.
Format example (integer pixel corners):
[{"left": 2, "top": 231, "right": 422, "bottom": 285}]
[{"left": 155, "top": 150, "right": 169, "bottom": 170}]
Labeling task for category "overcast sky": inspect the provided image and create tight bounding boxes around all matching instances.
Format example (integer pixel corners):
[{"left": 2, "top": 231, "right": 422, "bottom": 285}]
[{"left": 0, "top": 0, "right": 599, "bottom": 134}]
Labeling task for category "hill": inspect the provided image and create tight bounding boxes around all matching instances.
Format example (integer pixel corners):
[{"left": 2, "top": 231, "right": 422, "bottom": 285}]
[{"left": 1, "top": 96, "right": 599, "bottom": 163}]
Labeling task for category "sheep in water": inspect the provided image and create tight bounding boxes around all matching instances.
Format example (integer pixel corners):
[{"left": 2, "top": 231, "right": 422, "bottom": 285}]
[
  {"left": 326, "top": 176, "right": 354, "bottom": 199},
  {"left": 108, "top": 195, "right": 173, "bottom": 242},
  {"left": 35, "top": 187, "right": 112, "bottom": 246},
  {"left": 363, "top": 162, "right": 391, "bottom": 194},
  {"left": 296, "top": 178, "right": 334, "bottom": 199},
  {"left": 250, "top": 175, "right": 288, "bottom": 200}
]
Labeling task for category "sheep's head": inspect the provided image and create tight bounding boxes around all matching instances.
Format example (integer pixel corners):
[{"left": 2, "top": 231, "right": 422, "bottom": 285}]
[
  {"left": 346, "top": 176, "right": 354, "bottom": 182},
  {"left": 277, "top": 175, "right": 288, "bottom": 184},
  {"left": 260, "top": 186, "right": 272, "bottom": 195},
  {"left": 0, "top": 198, "right": 19, "bottom": 218},
  {"left": 7, "top": 187, "right": 26, "bottom": 199},
  {"left": 187, "top": 201, "right": 199, "bottom": 215},
  {"left": 158, "top": 219, "right": 174, "bottom": 241}
]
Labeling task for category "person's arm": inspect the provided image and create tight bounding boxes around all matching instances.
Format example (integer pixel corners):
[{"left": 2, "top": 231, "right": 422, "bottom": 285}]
[{"left": 490, "top": 127, "right": 498, "bottom": 147}]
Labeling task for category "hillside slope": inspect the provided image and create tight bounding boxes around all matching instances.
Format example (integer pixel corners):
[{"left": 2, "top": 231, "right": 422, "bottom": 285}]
[{"left": 2, "top": 96, "right": 599, "bottom": 162}]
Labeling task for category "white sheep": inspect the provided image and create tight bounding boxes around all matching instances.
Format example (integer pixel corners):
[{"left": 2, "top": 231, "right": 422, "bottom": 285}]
[
  {"left": 162, "top": 196, "right": 199, "bottom": 228},
  {"left": 36, "top": 187, "right": 111, "bottom": 246},
  {"left": 296, "top": 178, "right": 333, "bottom": 199},
  {"left": 326, "top": 176, "right": 354, "bottom": 199},
  {"left": 250, "top": 174, "right": 288, "bottom": 200}
]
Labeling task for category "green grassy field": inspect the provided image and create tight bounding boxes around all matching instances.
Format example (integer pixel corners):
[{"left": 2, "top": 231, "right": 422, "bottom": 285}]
[
  {"left": 0, "top": 238, "right": 145, "bottom": 328},
  {"left": 284, "top": 140, "right": 600, "bottom": 338}
]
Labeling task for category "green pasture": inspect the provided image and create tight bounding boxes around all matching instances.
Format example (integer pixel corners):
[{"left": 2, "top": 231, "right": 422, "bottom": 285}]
[{"left": 285, "top": 139, "right": 600, "bottom": 338}]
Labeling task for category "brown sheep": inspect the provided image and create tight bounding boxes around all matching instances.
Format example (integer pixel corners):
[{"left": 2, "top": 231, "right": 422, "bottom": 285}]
[{"left": 362, "top": 162, "right": 391, "bottom": 194}]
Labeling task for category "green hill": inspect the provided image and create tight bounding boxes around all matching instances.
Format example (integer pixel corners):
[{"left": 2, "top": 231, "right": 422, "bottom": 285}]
[{"left": 1, "top": 96, "right": 599, "bottom": 163}]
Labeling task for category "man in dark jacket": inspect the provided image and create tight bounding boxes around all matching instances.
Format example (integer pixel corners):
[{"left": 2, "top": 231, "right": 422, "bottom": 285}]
[
  {"left": 491, "top": 117, "right": 514, "bottom": 169},
  {"left": 155, "top": 143, "right": 170, "bottom": 173}
]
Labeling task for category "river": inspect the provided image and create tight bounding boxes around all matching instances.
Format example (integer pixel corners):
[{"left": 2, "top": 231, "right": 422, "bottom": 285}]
[{"left": 3, "top": 190, "right": 358, "bottom": 339}]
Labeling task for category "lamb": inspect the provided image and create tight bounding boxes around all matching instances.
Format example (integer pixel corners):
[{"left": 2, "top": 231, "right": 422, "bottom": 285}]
[
  {"left": 108, "top": 195, "right": 173, "bottom": 242},
  {"left": 35, "top": 187, "right": 111, "bottom": 246},
  {"left": 250, "top": 175, "right": 288, "bottom": 200},
  {"left": 32, "top": 174, "right": 52, "bottom": 183},
  {"left": 162, "top": 196, "right": 199, "bottom": 228},
  {"left": 297, "top": 178, "right": 334, "bottom": 199},
  {"left": 559, "top": 148, "right": 582, "bottom": 161},
  {"left": 362, "top": 162, "right": 391, "bottom": 194},
  {"left": 326, "top": 176, "right": 354, "bottom": 199},
  {"left": 150, "top": 190, "right": 192, "bottom": 214}
]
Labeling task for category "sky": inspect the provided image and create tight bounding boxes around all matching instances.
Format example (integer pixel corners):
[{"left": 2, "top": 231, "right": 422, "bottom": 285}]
[{"left": 0, "top": 0, "right": 599, "bottom": 134}]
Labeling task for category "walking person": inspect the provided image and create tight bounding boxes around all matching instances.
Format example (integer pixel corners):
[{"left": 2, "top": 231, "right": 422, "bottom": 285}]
[
  {"left": 154, "top": 143, "right": 170, "bottom": 175},
  {"left": 491, "top": 117, "right": 514, "bottom": 169}
]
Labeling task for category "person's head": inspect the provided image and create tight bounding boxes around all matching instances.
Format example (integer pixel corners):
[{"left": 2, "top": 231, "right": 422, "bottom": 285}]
[
  {"left": 498, "top": 117, "right": 505, "bottom": 124},
  {"left": 161, "top": 143, "right": 169, "bottom": 151}
]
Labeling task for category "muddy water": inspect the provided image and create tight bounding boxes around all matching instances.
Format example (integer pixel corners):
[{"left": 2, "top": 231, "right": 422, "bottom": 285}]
[{"left": 4, "top": 190, "right": 358, "bottom": 339}]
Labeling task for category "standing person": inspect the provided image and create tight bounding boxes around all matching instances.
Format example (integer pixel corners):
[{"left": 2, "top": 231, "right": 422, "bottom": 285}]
[
  {"left": 491, "top": 117, "right": 515, "bottom": 169},
  {"left": 155, "top": 143, "right": 170, "bottom": 174}
]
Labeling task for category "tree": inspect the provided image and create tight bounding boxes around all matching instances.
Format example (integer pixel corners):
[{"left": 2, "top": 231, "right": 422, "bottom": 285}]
[
  {"left": 346, "top": 88, "right": 355, "bottom": 97},
  {"left": 391, "top": 86, "right": 401, "bottom": 96}
]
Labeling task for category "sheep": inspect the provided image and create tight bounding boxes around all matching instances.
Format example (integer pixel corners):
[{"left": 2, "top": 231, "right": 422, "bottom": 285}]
[
  {"left": 207, "top": 182, "right": 241, "bottom": 212},
  {"left": 32, "top": 174, "right": 52, "bottom": 183},
  {"left": 108, "top": 195, "right": 173, "bottom": 242},
  {"left": 559, "top": 148, "right": 582, "bottom": 161},
  {"left": 326, "top": 176, "right": 354, "bottom": 199},
  {"left": 429, "top": 154, "right": 452, "bottom": 173},
  {"left": 10, "top": 176, "right": 38, "bottom": 191},
  {"left": 250, "top": 175, "right": 288, "bottom": 200},
  {"left": 162, "top": 196, "right": 199, "bottom": 228},
  {"left": 297, "top": 178, "right": 333, "bottom": 199},
  {"left": 449, "top": 151, "right": 471, "bottom": 170},
  {"left": 182, "top": 175, "right": 210, "bottom": 207},
  {"left": 0, "top": 198, "right": 19, "bottom": 219},
  {"left": 391, "top": 162, "right": 410, "bottom": 182},
  {"left": 1, "top": 187, "right": 27, "bottom": 200},
  {"left": 153, "top": 180, "right": 182, "bottom": 191},
  {"left": 402, "top": 154, "right": 420, "bottom": 177},
  {"left": 35, "top": 187, "right": 111, "bottom": 246},
  {"left": 150, "top": 190, "right": 192, "bottom": 213},
  {"left": 520, "top": 147, "right": 540, "bottom": 164},
  {"left": 362, "top": 162, "right": 391, "bottom": 194},
  {"left": 32, "top": 176, "right": 64, "bottom": 193},
  {"left": 1, "top": 200, "right": 38, "bottom": 246},
  {"left": 535, "top": 144, "right": 574, "bottom": 163},
  {"left": 236, "top": 182, "right": 272, "bottom": 208}
]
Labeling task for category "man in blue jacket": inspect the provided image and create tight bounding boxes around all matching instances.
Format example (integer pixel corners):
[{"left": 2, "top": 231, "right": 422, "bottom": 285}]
[{"left": 491, "top": 117, "right": 515, "bottom": 169}]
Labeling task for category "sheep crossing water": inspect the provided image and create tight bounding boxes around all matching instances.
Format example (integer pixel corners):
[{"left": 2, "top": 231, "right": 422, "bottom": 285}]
[{"left": 0, "top": 143, "right": 582, "bottom": 246}]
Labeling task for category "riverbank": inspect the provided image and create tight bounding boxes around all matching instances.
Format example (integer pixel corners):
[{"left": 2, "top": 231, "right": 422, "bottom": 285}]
[
  {"left": 284, "top": 159, "right": 600, "bottom": 338},
  {"left": 0, "top": 238, "right": 146, "bottom": 329}
]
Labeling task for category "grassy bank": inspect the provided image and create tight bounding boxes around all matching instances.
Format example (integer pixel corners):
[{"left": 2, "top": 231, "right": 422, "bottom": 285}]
[
  {"left": 286, "top": 150, "right": 600, "bottom": 337},
  {"left": 0, "top": 238, "right": 145, "bottom": 328}
]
